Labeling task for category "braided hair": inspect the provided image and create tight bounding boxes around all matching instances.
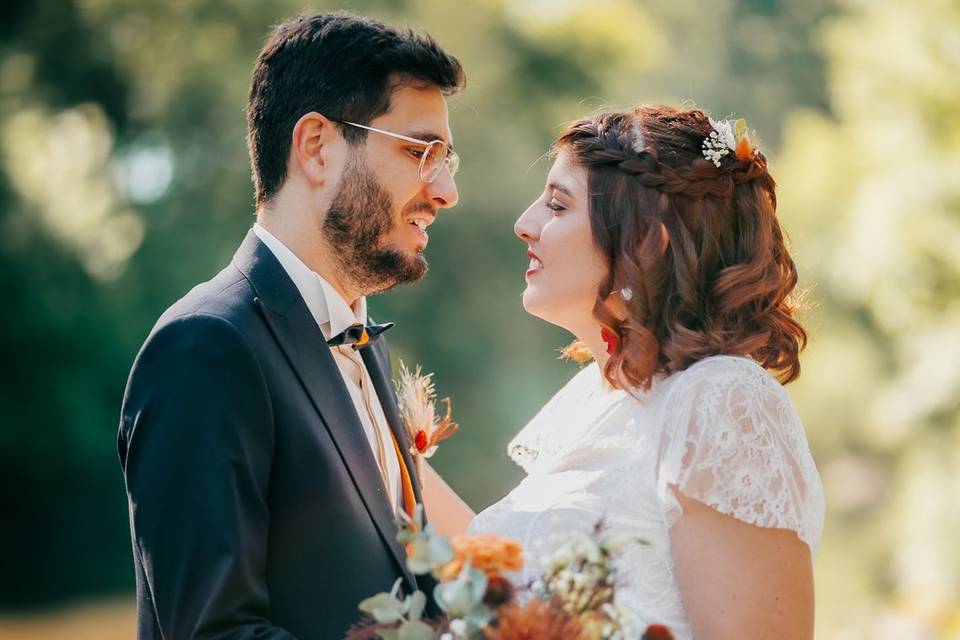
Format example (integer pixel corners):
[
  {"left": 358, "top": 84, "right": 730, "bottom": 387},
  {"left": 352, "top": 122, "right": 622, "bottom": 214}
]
[{"left": 556, "top": 104, "right": 805, "bottom": 390}]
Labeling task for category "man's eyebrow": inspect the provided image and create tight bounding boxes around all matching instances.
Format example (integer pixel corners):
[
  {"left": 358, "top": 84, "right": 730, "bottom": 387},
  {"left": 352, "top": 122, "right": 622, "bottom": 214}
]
[
  {"left": 548, "top": 181, "right": 573, "bottom": 198},
  {"left": 403, "top": 129, "right": 454, "bottom": 151}
]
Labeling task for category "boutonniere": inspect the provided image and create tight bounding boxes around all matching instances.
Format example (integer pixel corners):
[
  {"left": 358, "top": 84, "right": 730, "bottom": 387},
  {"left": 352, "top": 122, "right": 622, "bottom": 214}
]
[{"left": 394, "top": 361, "right": 458, "bottom": 465}]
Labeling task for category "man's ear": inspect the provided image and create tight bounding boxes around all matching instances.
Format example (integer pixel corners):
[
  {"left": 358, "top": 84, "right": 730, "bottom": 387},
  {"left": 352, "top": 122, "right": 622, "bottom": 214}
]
[{"left": 290, "top": 112, "right": 341, "bottom": 187}]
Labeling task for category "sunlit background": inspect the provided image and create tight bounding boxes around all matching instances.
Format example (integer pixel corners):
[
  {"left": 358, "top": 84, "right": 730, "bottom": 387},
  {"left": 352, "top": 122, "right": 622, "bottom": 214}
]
[{"left": 2, "top": 0, "right": 958, "bottom": 638}]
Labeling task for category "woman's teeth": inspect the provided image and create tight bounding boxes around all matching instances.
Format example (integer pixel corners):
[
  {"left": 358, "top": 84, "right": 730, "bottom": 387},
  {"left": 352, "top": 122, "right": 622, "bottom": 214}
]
[{"left": 529, "top": 257, "right": 543, "bottom": 270}]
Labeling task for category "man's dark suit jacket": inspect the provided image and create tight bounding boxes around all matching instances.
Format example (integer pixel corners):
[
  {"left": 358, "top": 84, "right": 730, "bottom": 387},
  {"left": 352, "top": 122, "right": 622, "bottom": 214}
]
[{"left": 118, "top": 230, "right": 430, "bottom": 639}]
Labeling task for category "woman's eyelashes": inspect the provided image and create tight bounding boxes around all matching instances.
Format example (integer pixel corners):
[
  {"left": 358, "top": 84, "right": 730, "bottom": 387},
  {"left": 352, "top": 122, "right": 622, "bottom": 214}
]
[{"left": 545, "top": 200, "right": 565, "bottom": 213}]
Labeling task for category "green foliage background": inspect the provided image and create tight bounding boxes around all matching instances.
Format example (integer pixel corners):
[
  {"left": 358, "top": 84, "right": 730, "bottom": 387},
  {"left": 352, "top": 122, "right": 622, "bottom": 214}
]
[{"left": 2, "top": 0, "right": 958, "bottom": 636}]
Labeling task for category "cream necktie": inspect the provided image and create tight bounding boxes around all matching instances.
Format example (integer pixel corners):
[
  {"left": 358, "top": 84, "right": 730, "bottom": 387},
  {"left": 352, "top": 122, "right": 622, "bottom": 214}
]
[{"left": 335, "top": 345, "right": 399, "bottom": 511}]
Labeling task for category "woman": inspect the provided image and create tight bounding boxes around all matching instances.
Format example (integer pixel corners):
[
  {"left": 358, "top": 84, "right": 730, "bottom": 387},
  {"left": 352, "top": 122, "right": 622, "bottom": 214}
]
[{"left": 428, "top": 104, "right": 824, "bottom": 639}]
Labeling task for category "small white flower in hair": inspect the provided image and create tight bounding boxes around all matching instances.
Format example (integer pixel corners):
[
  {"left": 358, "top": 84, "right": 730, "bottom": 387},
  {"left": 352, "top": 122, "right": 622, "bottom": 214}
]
[
  {"left": 702, "top": 116, "right": 755, "bottom": 168},
  {"left": 710, "top": 117, "right": 736, "bottom": 149},
  {"left": 620, "top": 287, "right": 634, "bottom": 301},
  {"left": 702, "top": 118, "right": 737, "bottom": 168}
]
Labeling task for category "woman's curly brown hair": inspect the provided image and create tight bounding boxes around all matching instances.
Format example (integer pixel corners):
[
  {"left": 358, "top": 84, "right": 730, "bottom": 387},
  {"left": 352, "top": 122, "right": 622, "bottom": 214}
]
[{"left": 556, "top": 104, "right": 806, "bottom": 389}]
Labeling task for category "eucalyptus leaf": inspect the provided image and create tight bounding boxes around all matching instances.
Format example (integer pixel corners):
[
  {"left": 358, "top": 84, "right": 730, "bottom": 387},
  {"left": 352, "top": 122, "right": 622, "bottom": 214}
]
[
  {"left": 406, "top": 528, "right": 455, "bottom": 575},
  {"left": 406, "top": 538, "right": 436, "bottom": 575},
  {"left": 434, "top": 580, "right": 471, "bottom": 616},
  {"left": 398, "top": 619, "right": 436, "bottom": 640},
  {"left": 358, "top": 592, "right": 405, "bottom": 624},
  {"left": 427, "top": 533, "right": 454, "bottom": 565},
  {"left": 376, "top": 628, "right": 400, "bottom": 640},
  {"left": 465, "top": 566, "right": 488, "bottom": 605},
  {"left": 409, "top": 590, "right": 427, "bottom": 621},
  {"left": 465, "top": 604, "right": 494, "bottom": 630},
  {"left": 433, "top": 564, "right": 487, "bottom": 617}
]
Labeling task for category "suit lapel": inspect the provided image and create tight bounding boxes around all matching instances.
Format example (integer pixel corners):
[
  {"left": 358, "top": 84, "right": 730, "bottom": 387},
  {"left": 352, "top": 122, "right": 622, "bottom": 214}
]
[
  {"left": 360, "top": 343, "right": 425, "bottom": 507},
  {"left": 232, "top": 230, "right": 416, "bottom": 589}
]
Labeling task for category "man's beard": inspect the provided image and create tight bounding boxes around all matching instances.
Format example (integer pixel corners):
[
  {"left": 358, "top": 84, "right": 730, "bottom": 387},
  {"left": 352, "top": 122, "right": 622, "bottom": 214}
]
[{"left": 323, "top": 155, "right": 428, "bottom": 295}]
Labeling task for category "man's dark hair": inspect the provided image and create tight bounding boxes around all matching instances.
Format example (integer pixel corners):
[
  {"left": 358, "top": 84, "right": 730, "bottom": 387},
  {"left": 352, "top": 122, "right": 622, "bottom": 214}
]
[{"left": 246, "top": 11, "right": 465, "bottom": 206}]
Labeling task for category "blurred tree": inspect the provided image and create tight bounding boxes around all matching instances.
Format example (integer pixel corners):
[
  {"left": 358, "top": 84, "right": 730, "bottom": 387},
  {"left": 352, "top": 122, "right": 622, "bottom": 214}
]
[
  {"left": 777, "top": 0, "right": 960, "bottom": 635},
  {"left": 0, "top": 0, "right": 137, "bottom": 607},
  {"left": 0, "top": 0, "right": 852, "bottom": 618}
]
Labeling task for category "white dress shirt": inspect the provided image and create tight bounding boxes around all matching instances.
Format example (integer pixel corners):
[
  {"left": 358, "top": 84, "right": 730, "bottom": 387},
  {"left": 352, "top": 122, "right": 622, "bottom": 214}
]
[{"left": 253, "top": 223, "right": 402, "bottom": 513}]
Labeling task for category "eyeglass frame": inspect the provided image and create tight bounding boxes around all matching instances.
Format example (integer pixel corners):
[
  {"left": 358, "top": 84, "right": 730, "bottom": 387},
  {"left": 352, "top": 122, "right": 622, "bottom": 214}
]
[{"left": 337, "top": 120, "right": 460, "bottom": 183}]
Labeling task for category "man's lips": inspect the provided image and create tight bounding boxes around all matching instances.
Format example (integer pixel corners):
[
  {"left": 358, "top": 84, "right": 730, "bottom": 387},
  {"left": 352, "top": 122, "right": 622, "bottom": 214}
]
[
  {"left": 404, "top": 211, "right": 436, "bottom": 247},
  {"left": 404, "top": 210, "right": 436, "bottom": 232}
]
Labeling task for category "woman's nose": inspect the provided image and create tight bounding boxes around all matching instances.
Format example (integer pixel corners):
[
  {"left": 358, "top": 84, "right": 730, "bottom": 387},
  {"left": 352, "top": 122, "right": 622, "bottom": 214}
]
[{"left": 514, "top": 202, "right": 541, "bottom": 242}]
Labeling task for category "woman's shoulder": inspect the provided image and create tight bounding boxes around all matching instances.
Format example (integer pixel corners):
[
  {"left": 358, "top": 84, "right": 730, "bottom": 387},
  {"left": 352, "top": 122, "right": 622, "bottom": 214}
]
[
  {"left": 674, "top": 353, "right": 776, "bottom": 381},
  {"left": 565, "top": 360, "right": 604, "bottom": 388},
  {"left": 654, "top": 355, "right": 825, "bottom": 555},
  {"left": 661, "top": 354, "right": 790, "bottom": 402},
  {"left": 652, "top": 354, "right": 804, "bottom": 444}
]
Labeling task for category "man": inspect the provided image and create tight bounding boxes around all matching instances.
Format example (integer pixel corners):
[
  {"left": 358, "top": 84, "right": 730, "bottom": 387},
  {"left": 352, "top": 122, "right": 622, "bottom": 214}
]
[{"left": 117, "top": 11, "right": 464, "bottom": 639}]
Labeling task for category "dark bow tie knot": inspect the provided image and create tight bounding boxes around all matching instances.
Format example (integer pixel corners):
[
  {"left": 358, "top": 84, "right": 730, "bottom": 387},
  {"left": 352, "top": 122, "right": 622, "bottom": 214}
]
[{"left": 326, "top": 322, "right": 394, "bottom": 349}]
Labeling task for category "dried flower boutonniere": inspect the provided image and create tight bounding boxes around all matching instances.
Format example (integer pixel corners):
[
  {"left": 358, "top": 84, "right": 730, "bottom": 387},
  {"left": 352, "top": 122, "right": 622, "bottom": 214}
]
[{"left": 394, "top": 362, "right": 458, "bottom": 476}]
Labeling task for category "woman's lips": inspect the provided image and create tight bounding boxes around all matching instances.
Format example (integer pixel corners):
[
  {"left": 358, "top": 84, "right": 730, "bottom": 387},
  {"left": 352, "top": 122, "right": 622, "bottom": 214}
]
[{"left": 526, "top": 250, "right": 543, "bottom": 278}]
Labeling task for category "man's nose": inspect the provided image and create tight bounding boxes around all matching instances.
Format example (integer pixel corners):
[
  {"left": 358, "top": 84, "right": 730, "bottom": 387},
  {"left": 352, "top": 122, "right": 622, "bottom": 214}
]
[{"left": 424, "top": 166, "right": 459, "bottom": 209}]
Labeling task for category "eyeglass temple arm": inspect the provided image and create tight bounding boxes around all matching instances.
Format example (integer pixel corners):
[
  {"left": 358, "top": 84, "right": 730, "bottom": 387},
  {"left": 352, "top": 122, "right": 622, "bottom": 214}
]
[{"left": 341, "top": 120, "right": 434, "bottom": 146}]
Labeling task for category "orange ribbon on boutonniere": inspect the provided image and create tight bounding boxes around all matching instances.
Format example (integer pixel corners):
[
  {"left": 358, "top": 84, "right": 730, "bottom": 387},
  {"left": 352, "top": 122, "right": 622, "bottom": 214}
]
[{"left": 394, "top": 361, "right": 459, "bottom": 481}]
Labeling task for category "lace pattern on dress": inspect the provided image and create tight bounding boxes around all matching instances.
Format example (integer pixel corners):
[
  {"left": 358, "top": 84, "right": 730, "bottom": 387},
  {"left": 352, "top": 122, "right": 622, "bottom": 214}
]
[
  {"left": 470, "top": 355, "right": 825, "bottom": 640},
  {"left": 655, "top": 356, "right": 825, "bottom": 557}
]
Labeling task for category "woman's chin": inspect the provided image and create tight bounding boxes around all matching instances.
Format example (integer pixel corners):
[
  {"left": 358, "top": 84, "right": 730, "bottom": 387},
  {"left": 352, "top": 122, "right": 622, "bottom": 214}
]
[
  {"left": 521, "top": 289, "right": 553, "bottom": 323},
  {"left": 520, "top": 288, "right": 539, "bottom": 315}
]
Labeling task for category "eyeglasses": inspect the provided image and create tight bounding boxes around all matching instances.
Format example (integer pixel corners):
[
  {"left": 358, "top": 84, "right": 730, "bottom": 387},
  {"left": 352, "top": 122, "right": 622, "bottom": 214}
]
[{"left": 339, "top": 120, "right": 460, "bottom": 183}]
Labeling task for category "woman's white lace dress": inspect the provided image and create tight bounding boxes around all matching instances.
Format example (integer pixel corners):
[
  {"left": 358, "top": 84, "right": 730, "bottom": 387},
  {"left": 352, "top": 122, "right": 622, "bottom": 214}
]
[{"left": 468, "top": 355, "right": 825, "bottom": 639}]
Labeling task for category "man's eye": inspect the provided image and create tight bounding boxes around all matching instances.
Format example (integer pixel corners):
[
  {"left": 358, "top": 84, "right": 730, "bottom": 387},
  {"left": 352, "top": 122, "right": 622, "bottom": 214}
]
[{"left": 407, "top": 147, "right": 426, "bottom": 159}]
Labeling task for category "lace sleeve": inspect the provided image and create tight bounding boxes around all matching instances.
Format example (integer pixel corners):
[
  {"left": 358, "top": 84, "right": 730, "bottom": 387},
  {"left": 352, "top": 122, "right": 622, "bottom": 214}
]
[{"left": 655, "top": 357, "right": 825, "bottom": 557}]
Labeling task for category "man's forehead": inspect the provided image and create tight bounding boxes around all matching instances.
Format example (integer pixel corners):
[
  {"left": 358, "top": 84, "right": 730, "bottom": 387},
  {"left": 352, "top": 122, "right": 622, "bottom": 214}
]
[{"left": 374, "top": 85, "right": 453, "bottom": 143}]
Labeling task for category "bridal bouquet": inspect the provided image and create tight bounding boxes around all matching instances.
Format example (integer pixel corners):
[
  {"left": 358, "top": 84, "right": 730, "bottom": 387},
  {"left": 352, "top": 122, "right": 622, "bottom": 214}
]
[{"left": 345, "top": 507, "right": 674, "bottom": 640}]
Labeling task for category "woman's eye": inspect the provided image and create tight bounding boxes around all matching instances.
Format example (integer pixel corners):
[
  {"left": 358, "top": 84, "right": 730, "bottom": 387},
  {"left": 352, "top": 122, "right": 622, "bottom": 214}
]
[{"left": 545, "top": 201, "right": 565, "bottom": 212}]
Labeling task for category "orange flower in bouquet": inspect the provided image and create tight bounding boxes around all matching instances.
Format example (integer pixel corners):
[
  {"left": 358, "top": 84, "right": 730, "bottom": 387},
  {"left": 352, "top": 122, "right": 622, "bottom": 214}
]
[
  {"left": 483, "top": 598, "right": 585, "bottom": 640},
  {"left": 439, "top": 533, "right": 524, "bottom": 582}
]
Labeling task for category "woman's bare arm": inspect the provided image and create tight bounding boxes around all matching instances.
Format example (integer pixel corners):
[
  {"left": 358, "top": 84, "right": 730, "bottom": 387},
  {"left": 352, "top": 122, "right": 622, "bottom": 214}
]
[
  {"left": 421, "top": 461, "right": 475, "bottom": 539},
  {"left": 669, "top": 488, "right": 815, "bottom": 640}
]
